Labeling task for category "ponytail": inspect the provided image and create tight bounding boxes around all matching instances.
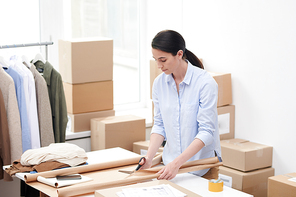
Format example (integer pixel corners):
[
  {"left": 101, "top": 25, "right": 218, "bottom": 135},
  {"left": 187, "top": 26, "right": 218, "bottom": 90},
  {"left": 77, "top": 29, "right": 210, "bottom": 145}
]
[
  {"left": 184, "top": 49, "right": 204, "bottom": 69},
  {"left": 152, "top": 30, "right": 204, "bottom": 69}
]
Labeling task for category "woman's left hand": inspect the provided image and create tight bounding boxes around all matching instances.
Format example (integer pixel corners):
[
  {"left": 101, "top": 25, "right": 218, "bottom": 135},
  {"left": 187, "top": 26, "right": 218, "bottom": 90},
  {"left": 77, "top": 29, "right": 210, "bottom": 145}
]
[{"left": 157, "top": 161, "right": 180, "bottom": 180}]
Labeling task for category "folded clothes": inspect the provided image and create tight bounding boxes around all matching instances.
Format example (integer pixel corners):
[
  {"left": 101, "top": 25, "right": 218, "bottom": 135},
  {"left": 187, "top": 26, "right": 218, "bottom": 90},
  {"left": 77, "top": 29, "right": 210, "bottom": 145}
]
[
  {"left": 20, "top": 143, "right": 88, "bottom": 167},
  {"left": 5, "top": 160, "right": 71, "bottom": 176}
]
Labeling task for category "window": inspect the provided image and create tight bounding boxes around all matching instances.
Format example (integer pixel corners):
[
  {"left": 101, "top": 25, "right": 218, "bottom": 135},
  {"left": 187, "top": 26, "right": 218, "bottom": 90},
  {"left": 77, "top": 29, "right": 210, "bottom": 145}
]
[
  {"left": 0, "top": 0, "right": 40, "bottom": 60},
  {"left": 70, "top": 0, "right": 143, "bottom": 108}
]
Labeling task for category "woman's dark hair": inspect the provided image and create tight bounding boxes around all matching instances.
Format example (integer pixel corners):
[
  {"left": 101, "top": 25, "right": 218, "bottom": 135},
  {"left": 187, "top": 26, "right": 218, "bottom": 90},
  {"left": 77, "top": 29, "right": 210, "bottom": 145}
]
[{"left": 151, "top": 30, "right": 204, "bottom": 69}]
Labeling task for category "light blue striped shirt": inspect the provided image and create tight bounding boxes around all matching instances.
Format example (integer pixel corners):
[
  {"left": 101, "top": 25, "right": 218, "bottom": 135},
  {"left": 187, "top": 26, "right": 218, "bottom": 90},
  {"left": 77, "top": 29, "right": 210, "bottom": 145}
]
[{"left": 151, "top": 61, "right": 222, "bottom": 176}]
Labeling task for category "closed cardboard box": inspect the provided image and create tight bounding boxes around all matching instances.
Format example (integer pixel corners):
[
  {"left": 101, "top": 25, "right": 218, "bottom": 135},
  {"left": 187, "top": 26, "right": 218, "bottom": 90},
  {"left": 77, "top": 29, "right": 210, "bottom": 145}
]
[
  {"left": 133, "top": 140, "right": 164, "bottom": 155},
  {"left": 149, "top": 60, "right": 232, "bottom": 107},
  {"left": 219, "top": 166, "right": 274, "bottom": 197},
  {"left": 218, "top": 105, "right": 235, "bottom": 140},
  {"left": 68, "top": 110, "right": 115, "bottom": 132},
  {"left": 91, "top": 115, "right": 146, "bottom": 151},
  {"left": 59, "top": 37, "right": 113, "bottom": 84},
  {"left": 63, "top": 81, "right": 113, "bottom": 114},
  {"left": 220, "top": 139, "right": 273, "bottom": 172},
  {"left": 150, "top": 60, "right": 161, "bottom": 99},
  {"left": 268, "top": 173, "right": 296, "bottom": 197}
]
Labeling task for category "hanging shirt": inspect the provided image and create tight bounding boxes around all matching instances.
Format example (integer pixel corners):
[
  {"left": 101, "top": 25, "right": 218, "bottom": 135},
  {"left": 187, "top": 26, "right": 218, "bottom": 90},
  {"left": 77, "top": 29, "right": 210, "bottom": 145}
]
[
  {"left": 11, "top": 57, "right": 40, "bottom": 149},
  {"left": 34, "top": 61, "right": 68, "bottom": 143},
  {"left": 151, "top": 61, "right": 222, "bottom": 176},
  {"left": 27, "top": 63, "right": 54, "bottom": 147},
  {"left": 0, "top": 67, "right": 22, "bottom": 162},
  {"left": 4, "top": 66, "right": 31, "bottom": 152},
  {"left": 0, "top": 88, "right": 12, "bottom": 181}
]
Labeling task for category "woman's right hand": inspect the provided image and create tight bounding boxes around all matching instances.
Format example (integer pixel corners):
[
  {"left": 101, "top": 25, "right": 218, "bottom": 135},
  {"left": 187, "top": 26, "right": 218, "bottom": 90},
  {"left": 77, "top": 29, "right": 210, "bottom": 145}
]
[{"left": 138, "top": 156, "right": 152, "bottom": 170}]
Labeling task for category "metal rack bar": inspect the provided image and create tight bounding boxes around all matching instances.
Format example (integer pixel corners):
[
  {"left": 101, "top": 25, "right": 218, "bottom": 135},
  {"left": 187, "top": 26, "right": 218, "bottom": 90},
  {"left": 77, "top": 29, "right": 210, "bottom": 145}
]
[
  {"left": 0, "top": 42, "right": 53, "bottom": 49},
  {"left": 0, "top": 41, "right": 54, "bottom": 60}
]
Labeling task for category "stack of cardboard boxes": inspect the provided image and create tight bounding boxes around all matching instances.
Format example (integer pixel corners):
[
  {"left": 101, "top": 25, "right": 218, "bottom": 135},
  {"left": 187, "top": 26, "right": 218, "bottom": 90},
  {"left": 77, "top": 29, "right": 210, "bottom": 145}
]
[
  {"left": 59, "top": 37, "right": 115, "bottom": 133},
  {"left": 219, "top": 139, "right": 274, "bottom": 197},
  {"left": 59, "top": 38, "right": 146, "bottom": 151}
]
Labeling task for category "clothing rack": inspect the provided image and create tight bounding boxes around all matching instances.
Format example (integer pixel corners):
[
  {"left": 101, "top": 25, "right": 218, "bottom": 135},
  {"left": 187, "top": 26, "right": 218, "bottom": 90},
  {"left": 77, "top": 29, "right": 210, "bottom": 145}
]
[{"left": 0, "top": 41, "right": 54, "bottom": 60}]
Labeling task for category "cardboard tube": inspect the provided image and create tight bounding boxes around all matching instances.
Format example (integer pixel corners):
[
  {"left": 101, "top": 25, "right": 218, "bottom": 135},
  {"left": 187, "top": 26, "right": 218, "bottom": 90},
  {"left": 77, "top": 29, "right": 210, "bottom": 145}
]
[
  {"left": 25, "top": 156, "right": 143, "bottom": 183},
  {"left": 56, "top": 160, "right": 223, "bottom": 197}
]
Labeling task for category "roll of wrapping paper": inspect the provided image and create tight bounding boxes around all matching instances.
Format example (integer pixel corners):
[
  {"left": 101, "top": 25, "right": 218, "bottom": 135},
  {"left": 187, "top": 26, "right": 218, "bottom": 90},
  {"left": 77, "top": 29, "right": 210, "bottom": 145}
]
[
  {"left": 56, "top": 157, "right": 222, "bottom": 197},
  {"left": 25, "top": 155, "right": 144, "bottom": 183}
]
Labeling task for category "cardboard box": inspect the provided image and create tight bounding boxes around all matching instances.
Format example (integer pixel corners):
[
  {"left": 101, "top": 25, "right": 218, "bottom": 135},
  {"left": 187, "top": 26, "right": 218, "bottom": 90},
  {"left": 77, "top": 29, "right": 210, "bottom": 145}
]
[
  {"left": 59, "top": 37, "right": 113, "bottom": 84},
  {"left": 219, "top": 166, "right": 274, "bottom": 197},
  {"left": 91, "top": 115, "right": 146, "bottom": 151},
  {"left": 63, "top": 81, "right": 113, "bottom": 114},
  {"left": 68, "top": 110, "right": 115, "bottom": 132},
  {"left": 133, "top": 140, "right": 164, "bottom": 155},
  {"left": 268, "top": 173, "right": 296, "bottom": 197},
  {"left": 150, "top": 60, "right": 162, "bottom": 98},
  {"left": 218, "top": 105, "right": 235, "bottom": 140},
  {"left": 95, "top": 180, "right": 202, "bottom": 197},
  {"left": 149, "top": 60, "right": 232, "bottom": 107},
  {"left": 209, "top": 72, "right": 232, "bottom": 107},
  {"left": 220, "top": 139, "right": 273, "bottom": 172}
]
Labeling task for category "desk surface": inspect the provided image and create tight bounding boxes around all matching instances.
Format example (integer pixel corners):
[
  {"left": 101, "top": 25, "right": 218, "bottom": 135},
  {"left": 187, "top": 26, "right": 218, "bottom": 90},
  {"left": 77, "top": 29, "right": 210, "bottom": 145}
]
[{"left": 4, "top": 147, "right": 253, "bottom": 197}]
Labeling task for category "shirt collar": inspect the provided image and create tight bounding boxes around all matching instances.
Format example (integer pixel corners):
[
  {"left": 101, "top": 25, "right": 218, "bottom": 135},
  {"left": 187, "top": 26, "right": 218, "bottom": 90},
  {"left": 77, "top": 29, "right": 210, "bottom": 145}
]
[
  {"left": 165, "top": 60, "right": 193, "bottom": 85},
  {"left": 34, "top": 61, "right": 53, "bottom": 86}
]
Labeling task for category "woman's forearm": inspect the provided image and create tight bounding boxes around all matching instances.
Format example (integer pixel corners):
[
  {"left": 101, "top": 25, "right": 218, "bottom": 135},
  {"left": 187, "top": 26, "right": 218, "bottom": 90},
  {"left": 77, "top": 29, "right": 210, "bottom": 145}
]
[
  {"left": 172, "top": 138, "right": 205, "bottom": 168},
  {"left": 146, "top": 133, "right": 165, "bottom": 161}
]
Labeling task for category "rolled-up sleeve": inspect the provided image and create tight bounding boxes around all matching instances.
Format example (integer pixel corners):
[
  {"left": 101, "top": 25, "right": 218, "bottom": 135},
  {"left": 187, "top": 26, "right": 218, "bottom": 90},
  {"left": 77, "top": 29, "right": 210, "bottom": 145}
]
[
  {"left": 195, "top": 79, "right": 218, "bottom": 147},
  {"left": 151, "top": 77, "right": 166, "bottom": 140}
]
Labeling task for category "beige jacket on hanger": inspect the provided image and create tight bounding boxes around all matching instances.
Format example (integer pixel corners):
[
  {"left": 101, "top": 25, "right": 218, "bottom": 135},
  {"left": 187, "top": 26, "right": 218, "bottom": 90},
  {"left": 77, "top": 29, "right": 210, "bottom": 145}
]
[
  {"left": 0, "top": 67, "right": 22, "bottom": 162},
  {"left": 0, "top": 88, "right": 12, "bottom": 181},
  {"left": 29, "top": 64, "right": 55, "bottom": 147}
]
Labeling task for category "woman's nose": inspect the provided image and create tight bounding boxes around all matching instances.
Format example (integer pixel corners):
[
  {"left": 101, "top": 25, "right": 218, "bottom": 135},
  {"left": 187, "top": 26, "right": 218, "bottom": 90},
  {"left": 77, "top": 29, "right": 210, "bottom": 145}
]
[{"left": 157, "top": 61, "right": 163, "bottom": 69}]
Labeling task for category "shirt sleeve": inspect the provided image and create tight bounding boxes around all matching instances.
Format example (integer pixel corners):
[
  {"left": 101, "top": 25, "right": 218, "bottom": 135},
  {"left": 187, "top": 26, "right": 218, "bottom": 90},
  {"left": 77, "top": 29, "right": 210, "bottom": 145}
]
[
  {"left": 195, "top": 77, "right": 218, "bottom": 146},
  {"left": 151, "top": 77, "right": 166, "bottom": 140}
]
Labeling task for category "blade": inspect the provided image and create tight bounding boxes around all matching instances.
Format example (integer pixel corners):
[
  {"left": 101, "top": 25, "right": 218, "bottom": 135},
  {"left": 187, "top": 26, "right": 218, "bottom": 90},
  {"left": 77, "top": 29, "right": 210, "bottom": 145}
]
[{"left": 118, "top": 169, "right": 135, "bottom": 174}]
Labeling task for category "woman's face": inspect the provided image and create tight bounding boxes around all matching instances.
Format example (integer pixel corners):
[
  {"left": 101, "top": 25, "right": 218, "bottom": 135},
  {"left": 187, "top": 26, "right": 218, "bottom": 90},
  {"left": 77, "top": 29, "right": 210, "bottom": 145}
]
[{"left": 152, "top": 48, "right": 183, "bottom": 75}]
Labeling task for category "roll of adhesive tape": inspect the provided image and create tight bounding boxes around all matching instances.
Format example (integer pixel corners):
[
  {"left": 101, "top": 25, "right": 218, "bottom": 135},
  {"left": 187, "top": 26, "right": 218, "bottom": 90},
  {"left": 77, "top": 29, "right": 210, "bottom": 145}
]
[{"left": 208, "top": 179, "right": 223, "bottom": 192}]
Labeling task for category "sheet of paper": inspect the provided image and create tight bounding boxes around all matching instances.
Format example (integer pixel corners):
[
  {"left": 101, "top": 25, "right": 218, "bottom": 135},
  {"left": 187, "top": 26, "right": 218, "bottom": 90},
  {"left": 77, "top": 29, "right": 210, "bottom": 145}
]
[
  {"left": 288, "top": 177, "right": 296, "bottom": 183},
  {"left": 37, "top": 174, "right": 93, "bottom": 188},
  {"left": 116, "top": 184, "right": 187, "bottom": 197}
]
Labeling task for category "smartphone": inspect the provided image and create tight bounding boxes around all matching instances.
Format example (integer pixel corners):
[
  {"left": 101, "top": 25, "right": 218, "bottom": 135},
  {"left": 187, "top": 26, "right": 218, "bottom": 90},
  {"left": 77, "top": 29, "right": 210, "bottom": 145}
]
[{"left": 56, "top": 174, "right": 82, "bottom": 180}]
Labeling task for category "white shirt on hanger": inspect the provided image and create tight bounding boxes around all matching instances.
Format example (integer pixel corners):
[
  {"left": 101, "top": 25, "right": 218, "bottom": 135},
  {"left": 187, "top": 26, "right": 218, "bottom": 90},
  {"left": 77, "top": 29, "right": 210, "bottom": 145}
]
[{"left": 11, "top": 56, "right": 41, "bottom": 149}]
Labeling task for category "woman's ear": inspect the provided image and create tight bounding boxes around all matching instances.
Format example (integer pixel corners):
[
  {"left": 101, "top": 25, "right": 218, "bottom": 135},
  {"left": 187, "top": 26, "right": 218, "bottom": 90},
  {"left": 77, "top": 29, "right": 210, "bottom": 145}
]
[{"left": 177, "top": 50, "right": 183, "bottom": 59}]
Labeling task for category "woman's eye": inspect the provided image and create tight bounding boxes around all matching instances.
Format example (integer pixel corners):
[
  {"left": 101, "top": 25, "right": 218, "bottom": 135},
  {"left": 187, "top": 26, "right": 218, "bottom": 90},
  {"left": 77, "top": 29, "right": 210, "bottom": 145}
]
[{"left": 161, "top": 60, "right": 166, "bottom": 62}]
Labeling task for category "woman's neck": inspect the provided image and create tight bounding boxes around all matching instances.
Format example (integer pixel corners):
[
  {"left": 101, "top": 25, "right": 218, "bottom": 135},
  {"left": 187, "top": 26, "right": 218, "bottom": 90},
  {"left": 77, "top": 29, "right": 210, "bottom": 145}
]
[{"left": 172, "top": 59, "right": 188, "bottom": 83}]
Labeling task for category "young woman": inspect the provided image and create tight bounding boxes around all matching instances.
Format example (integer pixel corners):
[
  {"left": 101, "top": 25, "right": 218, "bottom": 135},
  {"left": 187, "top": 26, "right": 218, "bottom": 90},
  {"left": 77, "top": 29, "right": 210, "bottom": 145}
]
[{"left": 140, "top": 30, "right": 222, "bottom": 180}]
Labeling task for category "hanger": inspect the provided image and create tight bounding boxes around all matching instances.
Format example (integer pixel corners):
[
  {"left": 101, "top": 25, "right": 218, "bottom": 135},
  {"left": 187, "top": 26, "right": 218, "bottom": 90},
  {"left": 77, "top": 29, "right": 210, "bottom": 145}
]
[
  {"left": 32, "top": 53, "right": 46, "bottom": 64},
  {"left": 0, "top": 56, "right": 10, "bottom": 68},
  {"left": 22, "top": 55, "right": 31, "bottom": 68}
]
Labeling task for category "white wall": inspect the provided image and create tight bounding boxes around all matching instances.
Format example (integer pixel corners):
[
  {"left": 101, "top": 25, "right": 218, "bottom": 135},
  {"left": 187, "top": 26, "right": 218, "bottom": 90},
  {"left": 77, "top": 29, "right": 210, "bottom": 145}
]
[{"left": 182, "top": 0, "right": 296, "bottom": 175}]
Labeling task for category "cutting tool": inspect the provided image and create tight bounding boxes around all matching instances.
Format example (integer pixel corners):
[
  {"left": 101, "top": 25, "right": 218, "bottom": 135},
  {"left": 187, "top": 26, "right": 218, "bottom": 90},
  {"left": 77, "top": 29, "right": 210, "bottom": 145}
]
[{"left": 119, "top": 157, "right": 146, "bottom": 174}]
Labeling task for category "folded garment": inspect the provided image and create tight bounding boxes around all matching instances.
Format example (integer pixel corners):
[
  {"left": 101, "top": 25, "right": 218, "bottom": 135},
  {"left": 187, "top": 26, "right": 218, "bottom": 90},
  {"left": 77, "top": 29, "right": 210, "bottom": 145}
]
[
  {"left": 20, "top": 143, "right": 88, "bottom": 167},
  {"left": 5, "top": 160, "right": 71, "bottom": 176}
]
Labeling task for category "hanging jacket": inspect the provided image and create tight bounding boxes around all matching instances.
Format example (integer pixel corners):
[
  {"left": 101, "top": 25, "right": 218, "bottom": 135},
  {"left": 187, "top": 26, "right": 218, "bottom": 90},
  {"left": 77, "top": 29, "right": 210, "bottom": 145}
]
[
  {"left": 34, "top": 61, "right": 68, "bottom": 143},
  {"left": 28, "top": 64, "right": 55, "bottom": 147},
  {"left": 0, "top": 67, "right": 22, "bottom": 162},
  {"left": 0, "top": 88, "right": 12, "bottom": 181}
]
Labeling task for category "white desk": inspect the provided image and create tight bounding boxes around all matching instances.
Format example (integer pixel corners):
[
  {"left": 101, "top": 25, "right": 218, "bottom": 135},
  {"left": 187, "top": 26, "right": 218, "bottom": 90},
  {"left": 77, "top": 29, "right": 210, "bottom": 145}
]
[{"left": 4, "top": 147, "right": 253, "bottom": 197}]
